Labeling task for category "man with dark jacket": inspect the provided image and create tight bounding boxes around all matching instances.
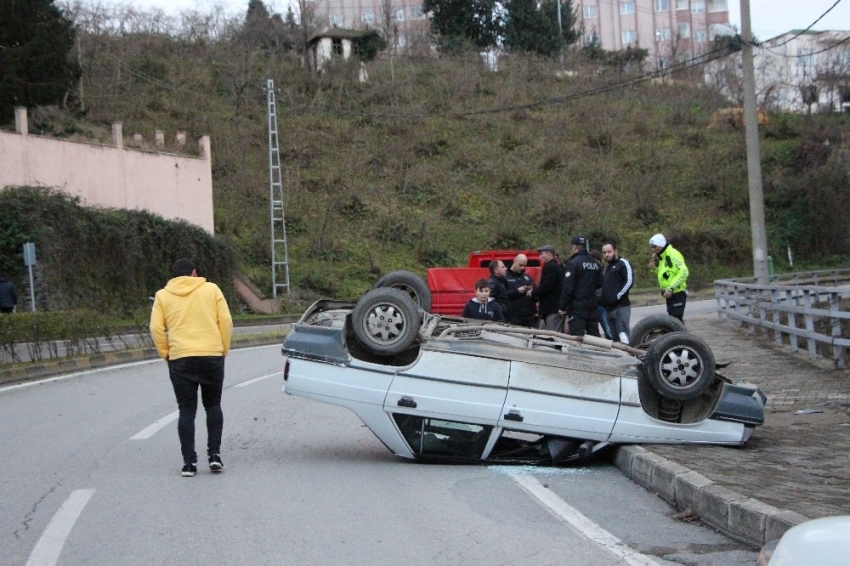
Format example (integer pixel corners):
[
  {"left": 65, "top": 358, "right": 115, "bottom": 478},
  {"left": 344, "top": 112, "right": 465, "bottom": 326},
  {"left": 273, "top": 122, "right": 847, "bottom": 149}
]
[
  {"left": 558, "top": 236, "right": 603, "bottom": 337},
  {"left": 0, "top": 275, "right": 17, "bottom": 314},
  {"left": 600, "top": 241, "right": 634, "bottom": 344},
  {"left": 504, "top": 253, "right": 536, "bottom": 327},
  {"left": 531, "top": 245, "right": 565, "bottom": 331},
  {"left": 487, "top": 260, "right": 511, "bottom": 320}
]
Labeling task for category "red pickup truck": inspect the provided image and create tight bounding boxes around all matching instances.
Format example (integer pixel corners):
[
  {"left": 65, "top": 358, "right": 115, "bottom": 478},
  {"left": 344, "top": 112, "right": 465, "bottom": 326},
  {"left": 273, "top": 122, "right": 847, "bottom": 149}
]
[{"left": 374, "top": 250, "right": 542, "bottom": 317}]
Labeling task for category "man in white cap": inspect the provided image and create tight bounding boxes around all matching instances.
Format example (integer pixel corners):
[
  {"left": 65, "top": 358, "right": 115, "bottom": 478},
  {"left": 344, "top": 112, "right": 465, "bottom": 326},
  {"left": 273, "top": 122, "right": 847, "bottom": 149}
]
[{"left": 649, "top": 234, "right": 689, "bottom": 322}]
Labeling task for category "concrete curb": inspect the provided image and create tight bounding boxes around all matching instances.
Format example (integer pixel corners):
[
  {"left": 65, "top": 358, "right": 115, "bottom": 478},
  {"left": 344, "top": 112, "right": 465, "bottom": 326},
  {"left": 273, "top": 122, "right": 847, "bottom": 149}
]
[
  {"left": 612, "top": 445, "right": 809, "bottom": 547},
  {"left": 0, "top": 334, "right": 283, "bottom": 387}
]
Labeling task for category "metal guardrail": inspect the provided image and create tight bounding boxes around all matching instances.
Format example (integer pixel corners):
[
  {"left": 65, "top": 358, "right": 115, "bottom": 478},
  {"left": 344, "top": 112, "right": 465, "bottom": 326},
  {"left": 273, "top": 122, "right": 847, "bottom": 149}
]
[{"left": 714, "top": 269, "right": 850, "bottom": 369}]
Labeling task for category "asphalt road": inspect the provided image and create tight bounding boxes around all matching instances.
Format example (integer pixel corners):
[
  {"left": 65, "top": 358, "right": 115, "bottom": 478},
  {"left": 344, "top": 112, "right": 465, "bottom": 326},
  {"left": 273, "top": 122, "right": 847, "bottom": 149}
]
[{"left": 1, "top": 340, "right": 759, "bottom": 566}]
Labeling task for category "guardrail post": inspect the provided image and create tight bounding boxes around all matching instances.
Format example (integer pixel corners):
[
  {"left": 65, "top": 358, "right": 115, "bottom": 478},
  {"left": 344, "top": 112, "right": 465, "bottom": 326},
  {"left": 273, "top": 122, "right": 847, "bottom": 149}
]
[
  {"left": 746, "top": 288, "right": 755, "bottom": 335},
  {"left": 715, "top": 283, "right": 723, "bottom": 321},
  {"left": 732, "top": 285, "right": 741, "bottom": 328},
  {"left": 829, "top": 292, "right": 845, "bottom": 369},
  {"left": 785, "top": 289, "right": 798, "bottom": 352},
  {"left": 803, "top": 291, "right": 816, "bottom": 360},
  {"left": 757, "top": 287, "right": 767, "bottom": 338},
  {"left": 771, "top": 288, "right": 781, "bottom": 346}
]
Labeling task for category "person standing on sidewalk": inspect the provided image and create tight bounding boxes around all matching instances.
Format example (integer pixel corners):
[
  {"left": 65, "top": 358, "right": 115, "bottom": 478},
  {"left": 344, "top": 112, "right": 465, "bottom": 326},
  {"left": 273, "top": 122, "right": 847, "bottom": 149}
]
[
  {"left": 0, "top": 274, "right": 17, "bottom": 313},
  {"left": 600, "top": 241, "right": 634, "bottom": 344},
  {"left": 558, "top": 236, "right": 603, "bottom": 337},
  {"left": 531, "top": 245, "right": 565, "bottom": 331},
  {"left": 649, "top": 233, "right": 689, "bottom": 322},
  {"left": 504, "top": 254, "right": 536, "bottom": 327},
  {"left": 150, "top": 258, "right": 233, "bottom": 477},
  {"left": 487, "top": 260, "right": 511, "bottom": 320}
]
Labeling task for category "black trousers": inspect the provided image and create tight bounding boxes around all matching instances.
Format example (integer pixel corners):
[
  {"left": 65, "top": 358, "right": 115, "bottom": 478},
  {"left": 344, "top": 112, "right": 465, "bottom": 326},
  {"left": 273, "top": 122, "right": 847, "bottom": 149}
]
[
  {"left": 168, "top": 356, "right": 225, "bottom": 464},
  {"left": 567, "top": 307, "right": 600, "bottom": 337},
  {"left": 666, "top": 290, "right": 688, "bottom": 322}
]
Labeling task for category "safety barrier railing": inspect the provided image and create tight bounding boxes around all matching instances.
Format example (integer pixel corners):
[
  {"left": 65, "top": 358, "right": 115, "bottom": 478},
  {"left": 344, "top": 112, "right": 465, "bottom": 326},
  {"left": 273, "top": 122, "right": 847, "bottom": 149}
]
[{"left": 714, "top": 269, "right": 850, "bottom": 369}]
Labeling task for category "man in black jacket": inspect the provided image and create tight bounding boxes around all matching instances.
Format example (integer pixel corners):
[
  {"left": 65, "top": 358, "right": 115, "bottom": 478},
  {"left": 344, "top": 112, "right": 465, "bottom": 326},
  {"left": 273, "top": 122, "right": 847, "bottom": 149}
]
[
  {"left": 600, "top": 241, "right": 634, "bottom": 344},
  {"left": 505, "top": 253, "right": 536, "bottom": 327},
  {"left": 487, "top": 260, "right": 511, "bottom": 320},
  {"left": 558, "top": 236, "right": 603, "bottom": 336},
  {"left": 531, "top": 245, "right": 565, "bottom": 331}
]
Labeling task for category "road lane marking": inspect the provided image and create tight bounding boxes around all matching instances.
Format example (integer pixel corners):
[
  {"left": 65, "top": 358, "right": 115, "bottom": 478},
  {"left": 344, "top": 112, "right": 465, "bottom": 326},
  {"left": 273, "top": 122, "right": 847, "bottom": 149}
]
[
  {"left": 26, "top": 489, "right": 95, "bottom": 566},
  {"left": 0, "top": 345, "right": 281, "bottom": 395},
  {"left": 233, "top": 371, "right": 281, "bottom": 388},
  {"left": 0, "top": 361, "right": 158, "bottom": 394},
  {"left": 130, "top": 371, "right": 280, "bottom": 439},
  {"left": 130, "top": 411, "right": 178, "bottom": 440},
  {"left": 512, "top": 474, "right": 664, "bottom": 566}
]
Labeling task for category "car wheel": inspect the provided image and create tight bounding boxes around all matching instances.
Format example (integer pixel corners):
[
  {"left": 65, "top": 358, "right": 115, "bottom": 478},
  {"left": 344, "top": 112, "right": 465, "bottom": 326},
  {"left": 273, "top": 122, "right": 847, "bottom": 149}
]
[
  {"left": 630, "top": 314, "right": 686, "bottom": 349},
  {"left": 373, "top": 271, "right": 432, "bottom": 312},
  {"left": 643, "top": 332, "right": 716, "bottom": 401},
  {"left": 352, "top": 288, "right": 421, "bottom": 356}
]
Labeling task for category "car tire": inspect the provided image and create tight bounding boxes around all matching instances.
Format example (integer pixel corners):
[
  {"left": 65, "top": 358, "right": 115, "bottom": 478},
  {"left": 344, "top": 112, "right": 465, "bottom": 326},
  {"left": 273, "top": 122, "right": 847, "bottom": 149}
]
[
  {"left": 630, "top": 314, "right": 687, "bottom": 349},
  {"left": 373, "top": 271, "right": 432, "bottom": 313},
  {"left": 643, "top": 332, "right": 716, "bottom": 401},
  {"left": 352, "top": 287, "right": 421, "bottom": 356}
]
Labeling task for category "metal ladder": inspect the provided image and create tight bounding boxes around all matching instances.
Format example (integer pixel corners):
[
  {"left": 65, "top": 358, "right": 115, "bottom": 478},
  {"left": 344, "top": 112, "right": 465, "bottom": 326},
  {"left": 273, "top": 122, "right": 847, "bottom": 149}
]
[{"left": 266, "top": 79, "right": 290, "bottom": 296}]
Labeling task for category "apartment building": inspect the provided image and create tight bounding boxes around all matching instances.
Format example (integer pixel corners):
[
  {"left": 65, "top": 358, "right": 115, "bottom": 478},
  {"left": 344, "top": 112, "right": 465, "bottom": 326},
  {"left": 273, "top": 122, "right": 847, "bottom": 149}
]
[
  {"left": 704, "top": 30, "right": 850, "bottom": 113},
  {"left": 310, "top": 1, "right": 430, "bottom": 49},
  {"left": 574, "top": 0, "right": 730, "bottom": 68}
]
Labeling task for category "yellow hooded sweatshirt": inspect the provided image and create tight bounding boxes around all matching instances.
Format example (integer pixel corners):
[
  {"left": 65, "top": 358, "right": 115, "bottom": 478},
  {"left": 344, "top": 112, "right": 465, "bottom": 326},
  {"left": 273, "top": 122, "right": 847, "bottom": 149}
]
[{"left": 150, "top": 276, "right": 233, "bottom": 361}]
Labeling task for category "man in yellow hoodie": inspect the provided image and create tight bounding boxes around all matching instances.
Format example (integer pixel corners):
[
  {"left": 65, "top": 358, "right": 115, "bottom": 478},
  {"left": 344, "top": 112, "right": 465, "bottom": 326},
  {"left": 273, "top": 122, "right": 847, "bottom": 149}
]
[{"left": 150, "top": 258, "right": 233, "bottom": 477}]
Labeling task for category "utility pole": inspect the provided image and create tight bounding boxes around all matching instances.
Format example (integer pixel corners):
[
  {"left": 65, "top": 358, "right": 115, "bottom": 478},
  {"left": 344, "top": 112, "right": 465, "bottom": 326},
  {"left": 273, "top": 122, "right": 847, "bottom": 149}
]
[{"left": 740, "top": 0, "right": 769, "bottom": 284}]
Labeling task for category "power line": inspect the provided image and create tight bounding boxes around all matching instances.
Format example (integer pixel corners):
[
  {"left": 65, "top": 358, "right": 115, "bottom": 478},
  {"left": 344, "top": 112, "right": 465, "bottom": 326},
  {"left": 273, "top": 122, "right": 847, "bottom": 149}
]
[{"left": 756, "top": 0, "right": 843, "bottom": 49}]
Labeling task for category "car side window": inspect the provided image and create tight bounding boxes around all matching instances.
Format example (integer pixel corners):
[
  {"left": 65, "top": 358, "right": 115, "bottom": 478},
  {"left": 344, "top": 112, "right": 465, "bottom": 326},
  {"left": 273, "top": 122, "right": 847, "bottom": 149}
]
[{"left": 393, "top": 414, "right": 492, "bottom": 458}]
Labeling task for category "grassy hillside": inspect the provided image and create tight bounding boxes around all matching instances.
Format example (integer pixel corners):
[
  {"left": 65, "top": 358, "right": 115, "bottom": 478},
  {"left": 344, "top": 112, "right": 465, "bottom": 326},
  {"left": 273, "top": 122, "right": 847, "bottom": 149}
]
[{"left": 3, "top": 13, "right": 849, "bottom": 311}]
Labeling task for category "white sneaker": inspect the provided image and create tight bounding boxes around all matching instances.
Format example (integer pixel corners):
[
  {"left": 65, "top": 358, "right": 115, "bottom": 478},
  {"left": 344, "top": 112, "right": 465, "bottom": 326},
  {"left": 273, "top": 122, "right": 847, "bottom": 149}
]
[{"left": 619, "top": 332, "right": 629, "bottom": 345}]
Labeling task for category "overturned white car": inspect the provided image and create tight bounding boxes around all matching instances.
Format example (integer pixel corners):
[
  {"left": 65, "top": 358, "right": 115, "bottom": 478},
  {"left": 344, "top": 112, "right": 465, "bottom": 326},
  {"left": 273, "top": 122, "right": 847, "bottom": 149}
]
[{"left": 281, "top": 283, "right": 765, "bottom": 466}]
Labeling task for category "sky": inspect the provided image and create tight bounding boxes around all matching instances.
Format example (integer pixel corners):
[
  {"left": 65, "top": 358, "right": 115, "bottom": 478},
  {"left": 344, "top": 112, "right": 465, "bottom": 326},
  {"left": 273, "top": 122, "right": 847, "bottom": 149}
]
[{"left": 108, "top": 0, "right": 850, "bottom": 41}]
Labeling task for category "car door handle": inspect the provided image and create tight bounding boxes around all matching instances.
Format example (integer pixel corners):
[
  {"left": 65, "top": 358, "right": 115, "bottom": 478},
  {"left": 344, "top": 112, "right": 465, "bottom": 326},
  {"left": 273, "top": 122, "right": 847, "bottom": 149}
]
[
  {"left": 504, "top": 410, "right": 523, "bottom": 422},
  {"left": 397, "top": 396, "right": 417, "bottom": 409}
]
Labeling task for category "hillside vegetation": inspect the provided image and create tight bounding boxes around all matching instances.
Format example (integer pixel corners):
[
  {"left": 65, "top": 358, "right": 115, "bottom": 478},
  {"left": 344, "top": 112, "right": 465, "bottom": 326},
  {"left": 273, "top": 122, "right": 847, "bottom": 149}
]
[{"left": 2, "top": 4, "right": 849, "bottom": 313}]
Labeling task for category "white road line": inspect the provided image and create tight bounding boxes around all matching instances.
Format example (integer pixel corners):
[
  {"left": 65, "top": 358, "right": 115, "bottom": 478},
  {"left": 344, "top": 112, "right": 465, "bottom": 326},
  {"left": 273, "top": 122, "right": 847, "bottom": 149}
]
[
  {"left": 512, "top": 474, "right": 664, "bottom": 566},
  {"left": 0, "top": 360, "right": 158, "bottom": 394},
  {"left": 26, "top": 489, "right": 96, "bottom": 566},
  {"left": 130, "top": 411, "right": 178, "bottom": 440},
  {"left": 233, "top": 371, "right": 281, "bottom": 388}
]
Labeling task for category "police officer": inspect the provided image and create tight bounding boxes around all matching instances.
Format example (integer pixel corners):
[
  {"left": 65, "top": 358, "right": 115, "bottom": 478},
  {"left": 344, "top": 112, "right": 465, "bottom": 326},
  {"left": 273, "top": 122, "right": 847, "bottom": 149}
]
[
  {"left": 558, "top": 235, "right": 604, "bottom": 337},
  {"left": 649, "top": 233, "right": 689, "bottom": 322}
]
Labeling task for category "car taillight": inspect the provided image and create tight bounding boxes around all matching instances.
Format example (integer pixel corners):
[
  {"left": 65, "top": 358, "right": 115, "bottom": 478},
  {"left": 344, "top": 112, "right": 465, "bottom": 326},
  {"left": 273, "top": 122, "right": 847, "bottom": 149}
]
[{"left": 283, "top": 359, "right": 290, "bottom": 381}]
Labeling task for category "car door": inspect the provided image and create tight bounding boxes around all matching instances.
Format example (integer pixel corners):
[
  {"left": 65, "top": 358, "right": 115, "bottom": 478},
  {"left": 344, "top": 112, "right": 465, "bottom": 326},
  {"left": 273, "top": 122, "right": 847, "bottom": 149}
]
[
  {"left": 383, "top": 349, "right": 510, "bottom": 460},
  {"left": 385, "top": 350, "right": 510, "bottom": 422},
  {"left": 498, "top": 354, "right": 622, "bottom": 441}
]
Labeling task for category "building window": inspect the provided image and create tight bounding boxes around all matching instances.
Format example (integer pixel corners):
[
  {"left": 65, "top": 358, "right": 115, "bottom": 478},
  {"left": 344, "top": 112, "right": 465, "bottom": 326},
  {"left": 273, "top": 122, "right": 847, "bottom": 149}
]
[
  {"left": 622, "top": 30, "right": 638, "bottom": 45},
  {"left": 620, "top": 1, "right": 636, "bottom": 15},
  {"left": 395, "top": 9, "right": 405, "bottom": 21},
  {"left": 655, "top": 0, "right": 670, "bottom": 11},
  {"left": 694, "top": 29, "right": 707, "bottom": 42},
  {"left": 691, "top": 1, "right": 705, "bottom": 13},
  {"left": 397, "top": 34, "right": 407, "bottom": 47},
  {"left": 677, "top": 22, "right": 691, "bottom": 38},
  {"left": 797, "top": 48, "right": 815, "bottom": 67},
  {"left": 678, "top": 50, "right": 692, "bottom": 62},
  {"left": 583, "top": 5, "right": 599, "bottom": 18},
  {"left": 329, "top": 13, "right": 343, "bottom": 26},
  {"left": 708, "top": 0, "right": 727, "bottom": 11},
  {"left": 656, "top": 27, "right": 671, "bottom": 41},
  {"left": 361, "top": 10, "right": 375, "bottom": 24},
  {"left": 584, "top": 32, "right": 599, "bottom": 45},
  {"left": 676, "top": 0, "right": 688, "bottom": 9}
]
